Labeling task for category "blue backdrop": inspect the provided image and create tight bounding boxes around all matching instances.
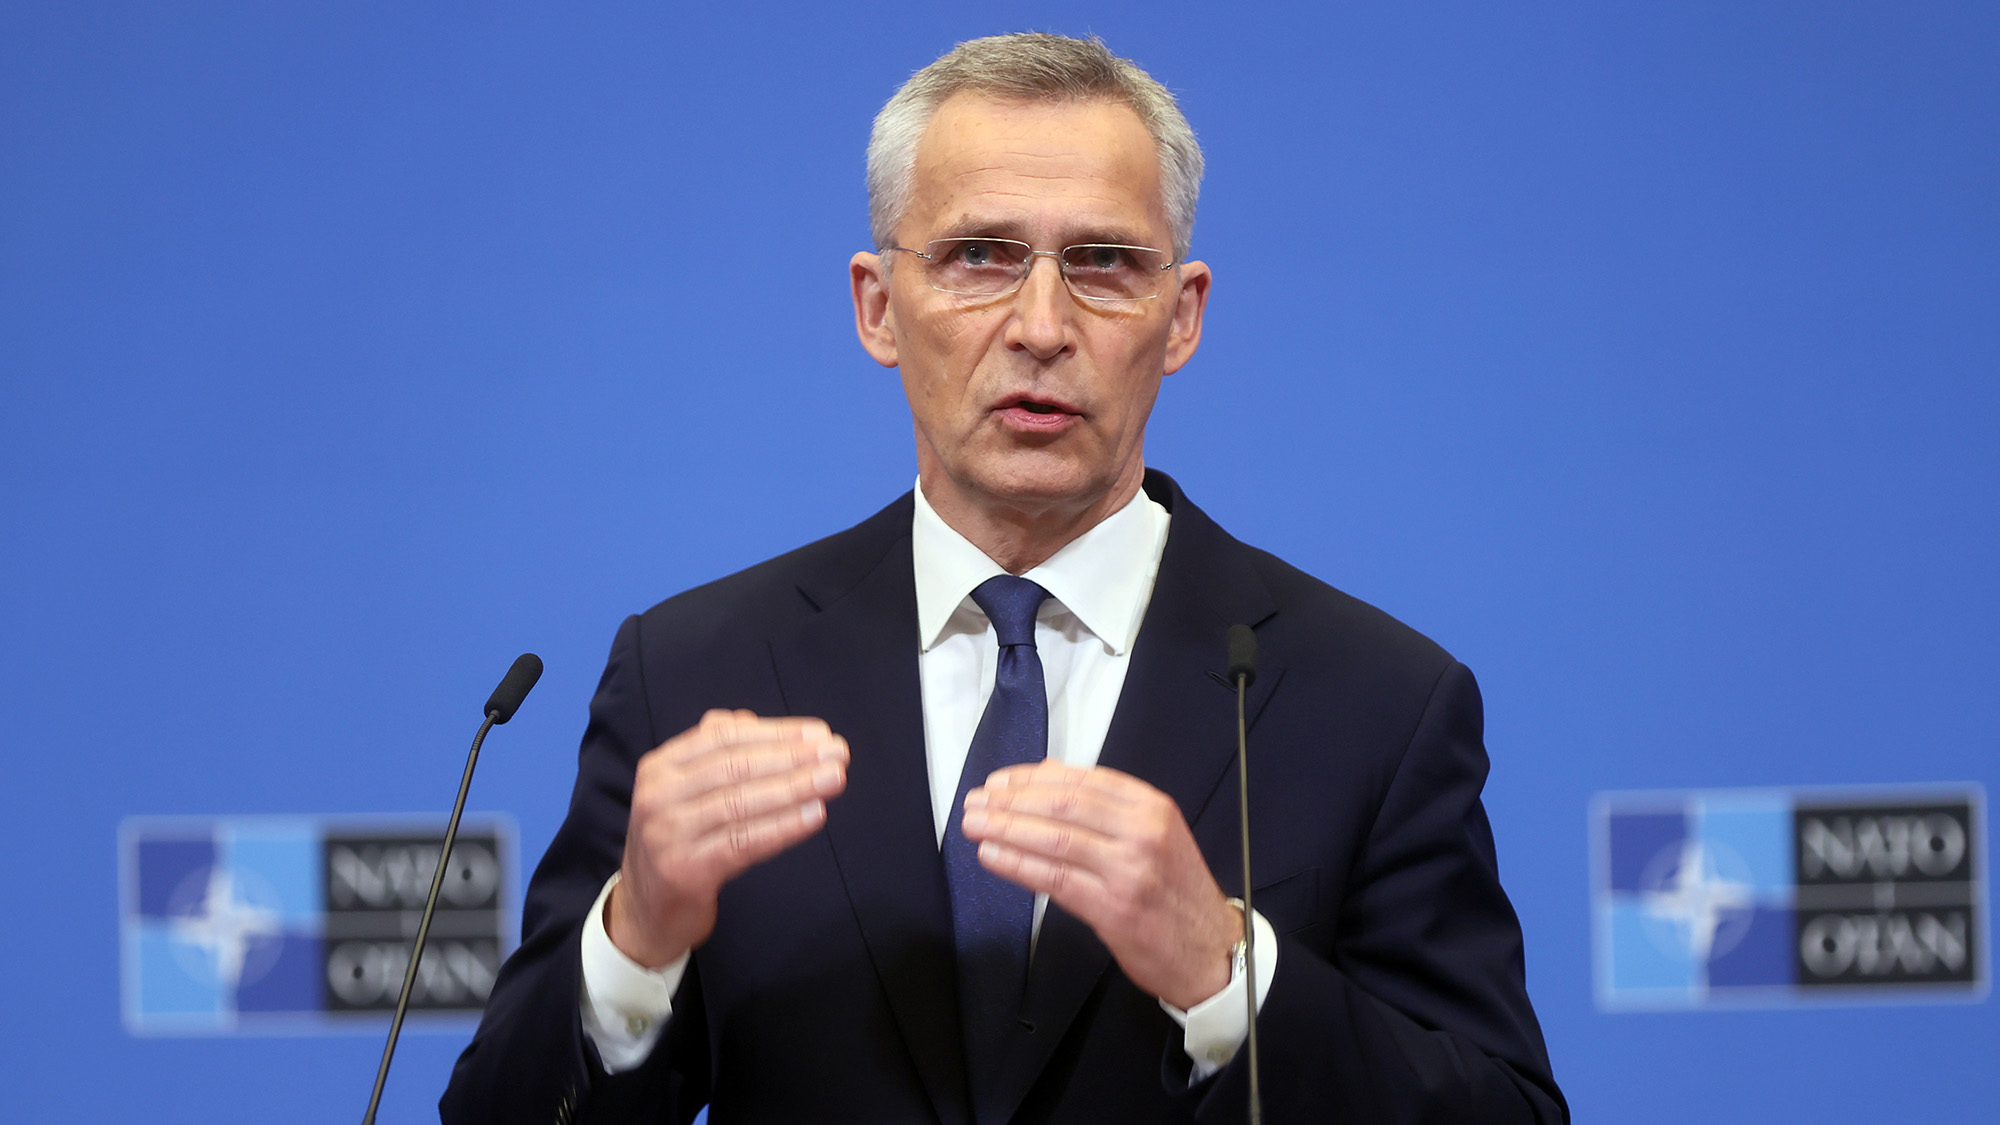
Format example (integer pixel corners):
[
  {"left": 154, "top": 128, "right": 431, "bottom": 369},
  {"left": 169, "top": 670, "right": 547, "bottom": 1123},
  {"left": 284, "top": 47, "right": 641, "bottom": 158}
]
[{"left": 3, "top": 2, "right": 1993, "bottom": 1120}]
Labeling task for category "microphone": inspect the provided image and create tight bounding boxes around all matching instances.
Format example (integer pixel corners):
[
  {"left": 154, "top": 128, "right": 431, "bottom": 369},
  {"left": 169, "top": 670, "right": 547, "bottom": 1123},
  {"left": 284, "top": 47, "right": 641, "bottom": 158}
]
[
  {"left": 362, "top": 654, "right": 542, "bottom": 1125},
  {"left": 1224, "top": 624, "right": 1262, "bottom": 1125},
  {"left": 485, "top": 653, "right": 543, "bottom": 724},
  {"left": 1226, "top": 624, "right": 1257, "bottom": 690}
]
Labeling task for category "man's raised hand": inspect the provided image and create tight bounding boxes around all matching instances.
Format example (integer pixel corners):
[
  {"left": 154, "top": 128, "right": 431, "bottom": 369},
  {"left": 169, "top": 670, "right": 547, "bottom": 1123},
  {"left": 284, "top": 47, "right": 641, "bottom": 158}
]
[
  {"left": 959, "top": 761, "right": 1241, "bottom": 1010},
  {"left": 606, "top": 709, "right": 848, "bottom": 968}
]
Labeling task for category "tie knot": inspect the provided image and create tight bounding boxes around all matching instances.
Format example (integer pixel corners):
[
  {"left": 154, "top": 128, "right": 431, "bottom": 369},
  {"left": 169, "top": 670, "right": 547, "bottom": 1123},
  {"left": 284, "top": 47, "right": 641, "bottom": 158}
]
[{"left": 970, "top": 575, "right": 1049, "bottom": 649}]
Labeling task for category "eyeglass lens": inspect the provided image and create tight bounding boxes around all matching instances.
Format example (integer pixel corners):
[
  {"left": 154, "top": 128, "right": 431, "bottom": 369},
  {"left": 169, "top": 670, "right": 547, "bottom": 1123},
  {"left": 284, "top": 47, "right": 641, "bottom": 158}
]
[{"left": 923, "top": 238, "right": 1168, "bottom": 300}]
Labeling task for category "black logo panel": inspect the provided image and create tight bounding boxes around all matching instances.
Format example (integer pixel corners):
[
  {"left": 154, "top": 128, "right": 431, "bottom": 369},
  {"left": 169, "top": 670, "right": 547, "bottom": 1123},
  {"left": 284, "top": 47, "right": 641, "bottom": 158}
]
[
  {"left": 320, "top": 828, "right": 508, "bottom": 1013},
  {"left": 1792, "top": 800, "right": 1980, "bottom": 988}
]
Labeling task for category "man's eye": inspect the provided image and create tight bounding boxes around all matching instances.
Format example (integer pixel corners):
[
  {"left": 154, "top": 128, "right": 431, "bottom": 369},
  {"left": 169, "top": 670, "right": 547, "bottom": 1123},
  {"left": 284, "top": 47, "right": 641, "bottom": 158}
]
[
  {"left": 944, "top": 240, "right": 1018, "bottom": 268},
  {"left": 1072, "top": 246, "right": 1130, "bottom": 272}
]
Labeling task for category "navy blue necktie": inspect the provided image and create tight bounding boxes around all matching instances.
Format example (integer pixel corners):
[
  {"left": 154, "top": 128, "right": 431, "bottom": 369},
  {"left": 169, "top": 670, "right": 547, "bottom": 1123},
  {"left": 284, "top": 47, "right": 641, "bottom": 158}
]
[{"left": 943, "top": 575, "right": 1051, "bottom": 1102}]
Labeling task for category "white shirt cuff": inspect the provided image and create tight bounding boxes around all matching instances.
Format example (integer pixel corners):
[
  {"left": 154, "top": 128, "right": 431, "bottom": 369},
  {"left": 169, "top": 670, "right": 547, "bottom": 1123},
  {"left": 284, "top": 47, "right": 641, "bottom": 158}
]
[
  {"left": 1158, "top": 907, "right": 1278, "bottom": 1084},
  {"left": 578, "top": 871, "right": 688, "bottom": 1074}
]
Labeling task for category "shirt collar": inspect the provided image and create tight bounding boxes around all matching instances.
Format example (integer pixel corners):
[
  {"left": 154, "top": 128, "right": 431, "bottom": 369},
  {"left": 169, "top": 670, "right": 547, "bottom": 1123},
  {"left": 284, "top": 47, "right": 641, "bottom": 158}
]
[{"left": 911, "top": 478, "right": 1170, "bottom": 656}]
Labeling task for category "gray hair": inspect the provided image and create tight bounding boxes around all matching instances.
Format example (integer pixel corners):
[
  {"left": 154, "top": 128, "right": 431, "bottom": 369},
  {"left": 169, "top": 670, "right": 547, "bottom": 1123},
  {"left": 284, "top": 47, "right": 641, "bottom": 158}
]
[{"left": 866, "top": 33, "right": 1204, "bottom": 260}]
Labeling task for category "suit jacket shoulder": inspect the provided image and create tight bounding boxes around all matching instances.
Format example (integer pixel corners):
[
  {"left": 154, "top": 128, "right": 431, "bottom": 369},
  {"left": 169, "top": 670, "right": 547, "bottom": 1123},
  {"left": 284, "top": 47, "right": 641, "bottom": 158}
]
[{"left": 616, "top": 491, "right": 916, "bottom": 746}]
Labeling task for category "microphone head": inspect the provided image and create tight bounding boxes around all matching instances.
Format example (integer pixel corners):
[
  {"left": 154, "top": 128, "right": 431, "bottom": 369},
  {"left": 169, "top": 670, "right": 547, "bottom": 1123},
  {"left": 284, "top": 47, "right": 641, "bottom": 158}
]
[
  {"left": 484, "top": 653, "right": 543, "bottom": 724},
  {"left": 1225, "top": 624, "right": 1257, "bottom": 688}
]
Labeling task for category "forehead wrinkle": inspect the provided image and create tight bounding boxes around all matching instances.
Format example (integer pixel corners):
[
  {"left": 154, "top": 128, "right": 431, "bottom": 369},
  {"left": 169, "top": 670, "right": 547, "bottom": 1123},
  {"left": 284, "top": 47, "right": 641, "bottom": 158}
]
[
  {"left": 915, "top": 158, "right": 1153, "bottom": 204},
  {"left": 945, "top": 161, "right": 1100, "bottom": 181},
  {"left": 924, "top": 183, "right": 1162, "bottom": 240},
  {"left": 924, "top": 149, "right": 1157, "bottom": 191}
]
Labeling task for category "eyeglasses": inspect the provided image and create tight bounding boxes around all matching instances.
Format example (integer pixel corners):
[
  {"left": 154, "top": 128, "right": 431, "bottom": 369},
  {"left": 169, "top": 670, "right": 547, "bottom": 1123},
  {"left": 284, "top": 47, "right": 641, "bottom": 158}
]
[{"left": 882, "top": 238, "right": 1176, "bottom": 302}]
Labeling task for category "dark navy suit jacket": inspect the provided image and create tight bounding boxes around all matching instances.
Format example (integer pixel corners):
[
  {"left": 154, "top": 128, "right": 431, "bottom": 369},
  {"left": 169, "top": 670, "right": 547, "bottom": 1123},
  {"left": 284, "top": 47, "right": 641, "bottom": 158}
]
[{"left": 441, "top": 471, "right": 1566, "bottom": 1124}]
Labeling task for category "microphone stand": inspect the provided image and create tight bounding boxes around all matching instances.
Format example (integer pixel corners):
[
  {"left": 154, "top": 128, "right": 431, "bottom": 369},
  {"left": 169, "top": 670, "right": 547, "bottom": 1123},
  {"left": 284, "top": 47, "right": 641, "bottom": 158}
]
[
  {"left": 1225, "top": 623, "right": 1261, "bottom": 1125},
  {"left": 361, "top": 710, "right": 497, "bottom": 1125},
  {"left": 362, "top": 652, "right": 538, "bottom": 1125},
  {"left": 1235, "top": 665, "right": 1261, "bottom": 1125}
]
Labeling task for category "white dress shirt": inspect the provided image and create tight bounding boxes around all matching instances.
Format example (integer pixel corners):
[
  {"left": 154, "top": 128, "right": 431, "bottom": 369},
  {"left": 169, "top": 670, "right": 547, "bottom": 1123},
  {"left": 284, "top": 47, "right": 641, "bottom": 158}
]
[{"left": 579, "top": 481, "right": 1276, "bottom": 1081}]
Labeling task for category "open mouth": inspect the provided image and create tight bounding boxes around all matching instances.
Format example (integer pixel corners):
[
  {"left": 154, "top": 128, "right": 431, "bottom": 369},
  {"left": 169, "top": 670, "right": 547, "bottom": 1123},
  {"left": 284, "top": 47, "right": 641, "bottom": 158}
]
[{"left": 995, "top": 396, "right": 1079, "bottom": 429}]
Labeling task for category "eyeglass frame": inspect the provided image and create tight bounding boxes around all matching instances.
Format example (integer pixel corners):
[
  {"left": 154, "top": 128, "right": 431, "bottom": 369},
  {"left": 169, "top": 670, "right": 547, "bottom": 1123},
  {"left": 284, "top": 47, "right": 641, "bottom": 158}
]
[{"left": 879, "top": 237, "right": 1180, "bottom": 303}]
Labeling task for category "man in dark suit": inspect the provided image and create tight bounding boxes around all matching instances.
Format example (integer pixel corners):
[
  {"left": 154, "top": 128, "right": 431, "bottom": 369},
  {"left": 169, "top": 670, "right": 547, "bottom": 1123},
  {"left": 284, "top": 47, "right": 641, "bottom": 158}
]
[{"left": 443, "top": 33, "right": 1564, "bottom": 1124}]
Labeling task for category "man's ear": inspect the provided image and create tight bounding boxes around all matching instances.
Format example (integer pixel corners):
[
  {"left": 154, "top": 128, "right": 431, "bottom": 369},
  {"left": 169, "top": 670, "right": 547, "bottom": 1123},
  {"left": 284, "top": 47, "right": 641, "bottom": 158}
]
[
  {"left": 1162, "top": 259, "right": 1210, "bottom": 376},
  {"left": 851, "top": 251, "right": 899, "bottom": 368}
]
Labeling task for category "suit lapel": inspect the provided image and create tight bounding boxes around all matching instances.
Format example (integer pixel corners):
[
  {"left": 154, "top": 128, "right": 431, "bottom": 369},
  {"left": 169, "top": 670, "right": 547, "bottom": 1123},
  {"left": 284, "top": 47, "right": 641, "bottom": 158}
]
[
  {"left": 767, "top": 526, "right": 973, "bottom": 1125},
  {"left": 989, "top": 473, "right": 1285, "bottom": 1123}
]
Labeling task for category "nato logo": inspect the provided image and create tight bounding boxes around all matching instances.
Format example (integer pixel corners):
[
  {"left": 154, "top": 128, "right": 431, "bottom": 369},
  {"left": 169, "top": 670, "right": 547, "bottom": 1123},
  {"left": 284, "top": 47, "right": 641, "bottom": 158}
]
[
  {"left": 120, "top": 816, "right": 514, "bottom": 1034},
  {"left": 1591, "top": 786, "right": 1988, "bottom": 1009}
]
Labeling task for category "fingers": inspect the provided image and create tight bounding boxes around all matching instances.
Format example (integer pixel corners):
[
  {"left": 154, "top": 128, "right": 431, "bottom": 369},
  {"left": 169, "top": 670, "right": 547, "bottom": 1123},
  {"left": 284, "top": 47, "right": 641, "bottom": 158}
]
[
  {"left": 671, "top": 736, "right": 845, "bottom": 799},
  {"left": 961, "top": 798, "right": 1112, "bottom": 869},
  {"left": 962, "top": 764, "right": 1237, "bottom": 1008},
  {"left": 663, "top": 710, "right": 839, "bottom": 768},
  {"left": 975, "top": 835, "right": 1109, "bottom": 902},
  {"left": 615, "top": 710, "right": 850, "bottom": 961},
  {"left": 959, "top": 763, "right": 1195, "bottom": 917},
  {"left": 634, "top": 714, "right": 848, "bottom": 863},
  {"left": 689, "top": 793, "right": 832, "bottom": 875},
  {"left": 681, "top": 755, "right": 846, "bottom": 841},
  {"left": 960, "top": 765, "right": 1156, "bottom": 895},
  {"left": 964, "top": 761, "right": 1141, "bottom": 839},
  {"left": 635, "top": 709, "right": 847, "bottom": 827}
]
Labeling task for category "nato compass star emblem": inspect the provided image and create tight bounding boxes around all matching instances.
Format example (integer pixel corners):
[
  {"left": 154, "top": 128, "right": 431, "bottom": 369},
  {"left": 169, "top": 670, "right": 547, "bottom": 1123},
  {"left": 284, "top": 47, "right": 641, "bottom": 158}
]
[
  {"left": 1640, "top": 840, "right": 1756, "bottom": 966},
  {"left": 121, "top": 819, "right": 325, "bottom": 1032},
  {"left": 167, "top": 866, "right": 285, "bottom": 994}
]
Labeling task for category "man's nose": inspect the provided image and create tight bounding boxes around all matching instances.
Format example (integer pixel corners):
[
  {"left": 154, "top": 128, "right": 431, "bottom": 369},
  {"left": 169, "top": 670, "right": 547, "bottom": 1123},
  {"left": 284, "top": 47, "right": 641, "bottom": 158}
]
[{"left": 1005, "top": 253, "right": 1073, "bottom": 359}]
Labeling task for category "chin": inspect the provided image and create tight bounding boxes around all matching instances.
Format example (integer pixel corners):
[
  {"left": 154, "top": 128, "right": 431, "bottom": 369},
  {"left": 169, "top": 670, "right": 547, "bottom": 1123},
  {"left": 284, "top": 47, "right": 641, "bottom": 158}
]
[{"left": 966, "top": 461, "right": 1114, "bottom": 513}]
